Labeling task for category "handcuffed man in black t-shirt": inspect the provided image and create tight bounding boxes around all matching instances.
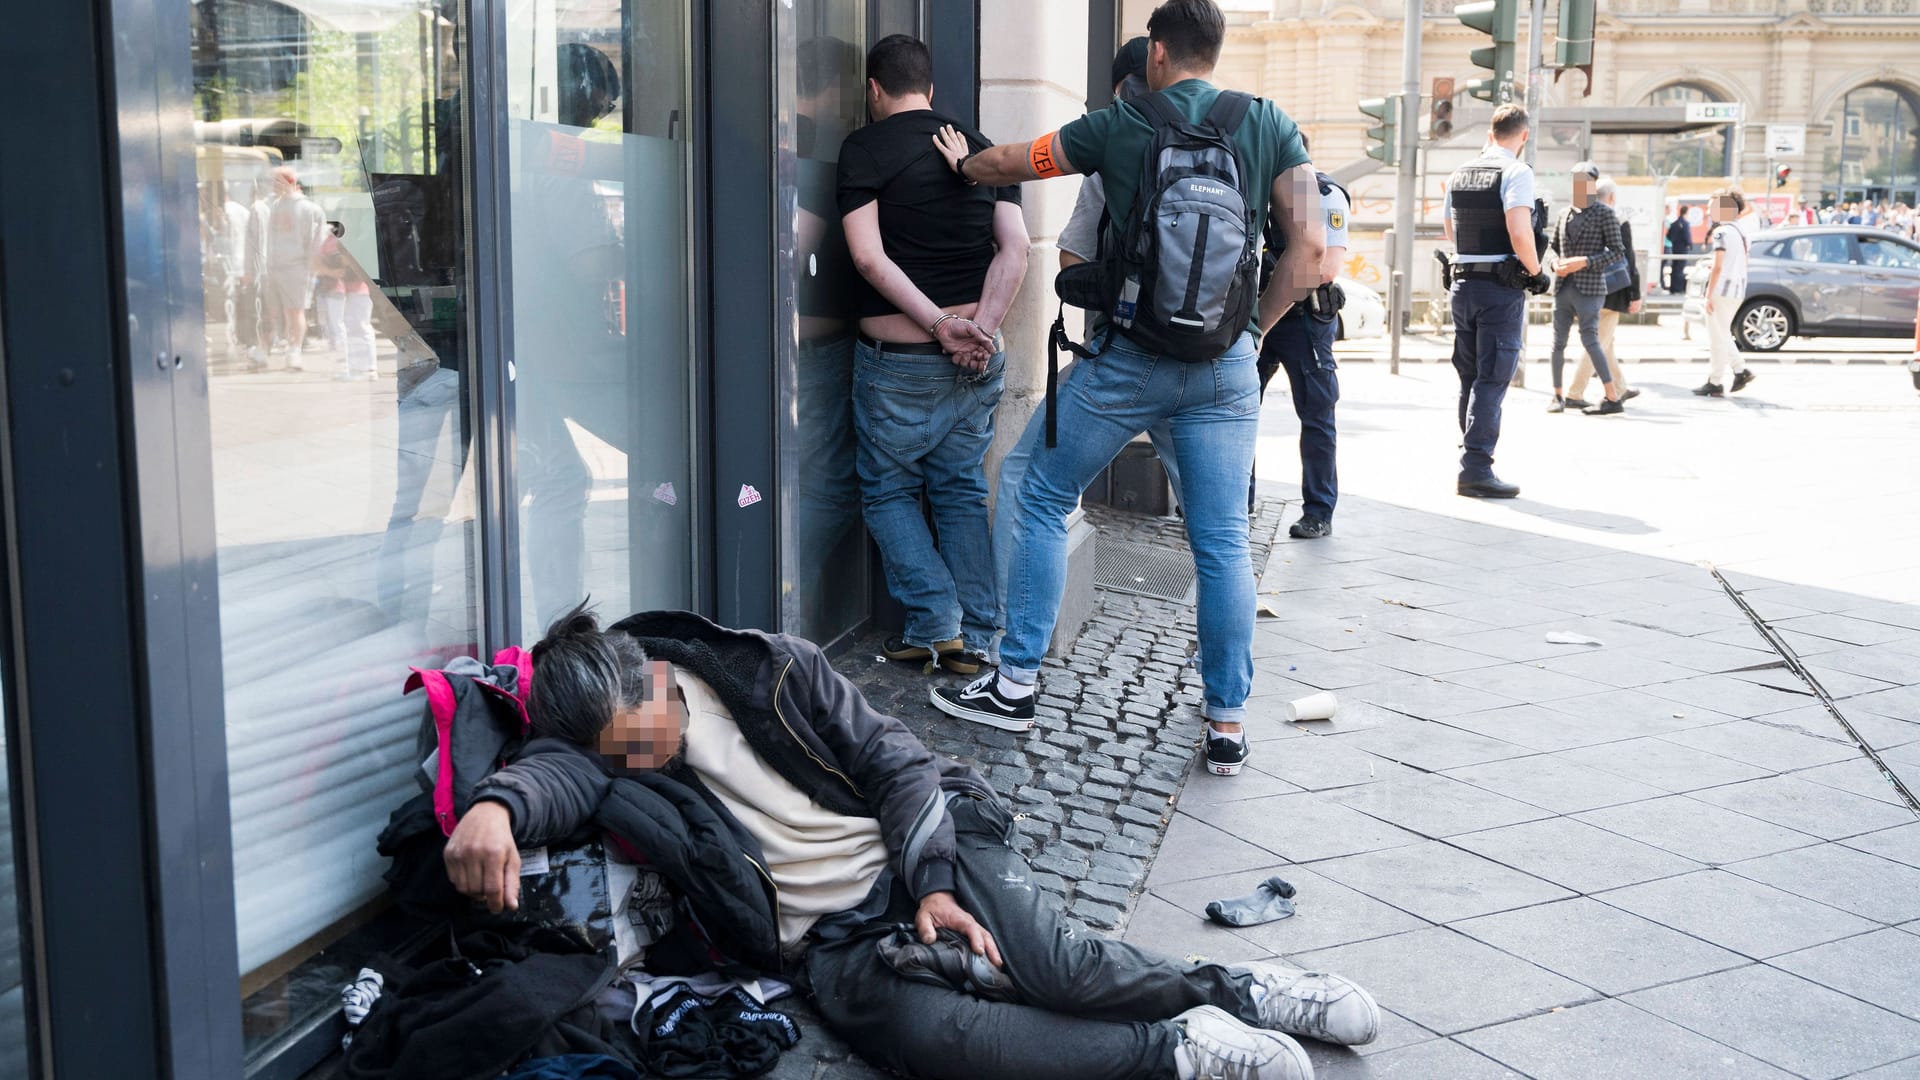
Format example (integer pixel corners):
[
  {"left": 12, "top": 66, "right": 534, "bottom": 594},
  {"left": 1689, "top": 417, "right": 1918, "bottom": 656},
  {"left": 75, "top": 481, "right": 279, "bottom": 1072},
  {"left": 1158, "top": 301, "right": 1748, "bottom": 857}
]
[{"left": 837, "top": 34, "right": 1029, "bottom": 682}]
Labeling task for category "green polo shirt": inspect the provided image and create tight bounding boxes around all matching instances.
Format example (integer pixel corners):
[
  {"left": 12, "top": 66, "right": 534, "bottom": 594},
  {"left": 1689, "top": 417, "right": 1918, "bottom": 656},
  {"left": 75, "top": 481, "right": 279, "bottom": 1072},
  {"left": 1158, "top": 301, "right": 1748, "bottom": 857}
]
[{"left": 1058, "top": 79, "right": 1310, "bottom": 244}]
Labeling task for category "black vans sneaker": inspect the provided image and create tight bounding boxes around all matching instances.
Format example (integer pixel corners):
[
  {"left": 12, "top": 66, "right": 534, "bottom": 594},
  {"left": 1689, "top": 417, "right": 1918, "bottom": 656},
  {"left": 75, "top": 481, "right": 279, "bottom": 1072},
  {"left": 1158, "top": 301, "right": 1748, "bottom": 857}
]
[
  {"left": 1205, "top": 729, "right": 1249, "bottom": 776},
  {"left": 931, "top": 670, "right": 1035, "bottom": 732}
]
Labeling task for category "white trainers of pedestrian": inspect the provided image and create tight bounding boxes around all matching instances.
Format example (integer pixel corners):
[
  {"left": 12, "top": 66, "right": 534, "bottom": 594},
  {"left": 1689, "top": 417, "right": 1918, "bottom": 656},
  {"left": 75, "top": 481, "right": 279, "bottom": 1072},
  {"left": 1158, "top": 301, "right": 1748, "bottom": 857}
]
[
  {"left": 1240, "top": 960, "right": 1380, "bottom": 1046},
  {"left": 1172, "top": 1005, "right": 1312, "bottom": 1080}
]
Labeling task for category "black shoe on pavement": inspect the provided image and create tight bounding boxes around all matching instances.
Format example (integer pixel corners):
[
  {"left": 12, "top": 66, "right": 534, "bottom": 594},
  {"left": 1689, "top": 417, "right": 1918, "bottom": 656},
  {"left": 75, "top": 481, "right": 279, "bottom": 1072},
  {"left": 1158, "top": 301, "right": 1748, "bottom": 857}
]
[
  {"left": 938, "top": 649, "right": 990, "bottom": 676},
  {"left": 1457, "top": 475, "right": 1521, "bottom": 499},
  {"left": 1546, "top": 396, "right": 1566, "bottom": 413},
  {"left": 1691, "top": 382, "right": 1725, "bottom": 397},
  {"left": 1205, "top": 728, "right": 1249, "bottom": 776},
  {"left": 1562, "top": 397, "right": 1592, "bottom": 410},
  {"left": 1621, "top": 388, "right": 1642, "bottom": 401},
  {"left": 1731, "top": 370, "right": 1756, "bottom": 393},
  {"left": 1288, "top": 517, "right": 1332, "bottom": 539},
  {"left": 931, "top": 670, "right": 1035, "bottom": 732},
  {"left": 1583, "top": 398, "right": 1625, "bottom": 416}
]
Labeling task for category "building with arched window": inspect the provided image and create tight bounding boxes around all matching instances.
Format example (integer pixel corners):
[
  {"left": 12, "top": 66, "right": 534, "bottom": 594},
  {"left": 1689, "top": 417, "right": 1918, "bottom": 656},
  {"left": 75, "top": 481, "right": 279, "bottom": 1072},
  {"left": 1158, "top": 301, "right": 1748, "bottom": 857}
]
[{"left": 1131, "top": 0, "right": 1920, "bottom": 207}]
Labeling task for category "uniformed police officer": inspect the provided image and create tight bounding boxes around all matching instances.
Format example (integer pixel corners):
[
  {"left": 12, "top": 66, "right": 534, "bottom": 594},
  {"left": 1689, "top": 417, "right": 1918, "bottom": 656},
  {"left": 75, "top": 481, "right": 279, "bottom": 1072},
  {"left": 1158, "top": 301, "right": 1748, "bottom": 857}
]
[
  {"left": 1441, "top": 104, "right": 1550, "bottom": 499},
  {"left": 1254, "top": 133, "right": 1349, "bottom": 537}
]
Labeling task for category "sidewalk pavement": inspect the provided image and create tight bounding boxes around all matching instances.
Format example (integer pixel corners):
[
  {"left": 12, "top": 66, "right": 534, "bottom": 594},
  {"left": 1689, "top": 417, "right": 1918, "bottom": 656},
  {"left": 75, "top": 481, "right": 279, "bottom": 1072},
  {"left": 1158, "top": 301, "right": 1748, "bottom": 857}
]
[
  {"left": 1126, "top": 490, "right": 1920, "bottom": 1080},
  {"left": 1334, "top": 318, "right": 1915, "bottom": 366}
]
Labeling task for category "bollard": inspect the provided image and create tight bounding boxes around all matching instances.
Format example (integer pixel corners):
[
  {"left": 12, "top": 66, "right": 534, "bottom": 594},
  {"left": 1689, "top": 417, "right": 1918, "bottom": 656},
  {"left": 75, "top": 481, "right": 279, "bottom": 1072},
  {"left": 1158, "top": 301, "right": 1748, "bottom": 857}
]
[{"left": 1910, "top": 291, "right": 1920, "bottom": 391}]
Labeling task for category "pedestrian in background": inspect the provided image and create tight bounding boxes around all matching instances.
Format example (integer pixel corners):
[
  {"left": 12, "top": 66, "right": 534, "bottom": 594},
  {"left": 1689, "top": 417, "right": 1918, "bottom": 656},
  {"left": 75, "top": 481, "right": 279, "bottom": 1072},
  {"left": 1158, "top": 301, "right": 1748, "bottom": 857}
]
[
  {"left": 1664, "top": 206, "right": 1692, "bottom": 295},
  {"left": 1567, "top": 177, "right": 1642, "bottom": 408},
  {"left": 1695, "top": 187, "right": 1756, "bottom": 398},
  {"left": 1544, "top": 161, "right": 1627, "bottom": 416}
]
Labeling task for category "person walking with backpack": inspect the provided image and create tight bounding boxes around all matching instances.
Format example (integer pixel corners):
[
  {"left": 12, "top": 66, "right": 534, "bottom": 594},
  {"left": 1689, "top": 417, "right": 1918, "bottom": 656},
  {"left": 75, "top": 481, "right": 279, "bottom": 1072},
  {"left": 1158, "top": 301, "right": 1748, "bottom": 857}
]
[
  {"left": 925, "top": 0, "right": 1326, "bottom": 778},
  {"left": 839, "top": 35, "right": 1029, "bottom": 678}
]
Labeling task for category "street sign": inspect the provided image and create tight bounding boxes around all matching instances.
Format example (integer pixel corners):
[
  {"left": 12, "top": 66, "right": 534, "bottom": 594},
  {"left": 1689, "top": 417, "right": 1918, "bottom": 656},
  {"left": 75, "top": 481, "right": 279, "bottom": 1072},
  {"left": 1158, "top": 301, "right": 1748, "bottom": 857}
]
[
  {"left": 1685, "top": 101, "right": 1744, "bottom": 123},
  {"left": 1767, "top": 123, "right": 1807, "bottom": 157}
]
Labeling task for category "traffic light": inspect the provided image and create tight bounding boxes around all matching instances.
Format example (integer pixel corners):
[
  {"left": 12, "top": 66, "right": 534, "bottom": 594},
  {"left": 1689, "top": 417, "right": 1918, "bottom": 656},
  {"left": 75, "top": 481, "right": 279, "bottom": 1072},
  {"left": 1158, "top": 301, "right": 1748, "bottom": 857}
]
[
  {"left": 1554, "top": 0, "right": 1596, "bottom": 96},
  {"left": 1359, "top": 95, "right": 1399, "bottom": 165},
  {"left": 1431, "top": 77, "right": 1456, "bottom": 140},
  {"left": 1775, "top": 165, "right": 1792, "bottom": 188},
  {"left": 1456, "top": 0, "right": 1518, "bottom": 103}
]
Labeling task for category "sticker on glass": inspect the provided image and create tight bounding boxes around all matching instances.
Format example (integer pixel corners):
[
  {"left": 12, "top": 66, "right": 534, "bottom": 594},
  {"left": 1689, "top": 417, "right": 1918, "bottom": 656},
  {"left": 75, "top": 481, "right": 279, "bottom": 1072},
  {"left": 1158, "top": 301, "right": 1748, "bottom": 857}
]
[{"left": 737, "top": 484, "right": 763, "bottom": 508}]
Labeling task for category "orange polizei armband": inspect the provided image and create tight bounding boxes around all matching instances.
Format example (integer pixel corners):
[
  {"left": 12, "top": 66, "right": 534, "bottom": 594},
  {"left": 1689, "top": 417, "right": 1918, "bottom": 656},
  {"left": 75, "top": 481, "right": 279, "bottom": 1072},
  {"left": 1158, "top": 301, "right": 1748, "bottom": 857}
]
[{"left": 1028, "top": 132, "right": 1067, "bottom": 179}]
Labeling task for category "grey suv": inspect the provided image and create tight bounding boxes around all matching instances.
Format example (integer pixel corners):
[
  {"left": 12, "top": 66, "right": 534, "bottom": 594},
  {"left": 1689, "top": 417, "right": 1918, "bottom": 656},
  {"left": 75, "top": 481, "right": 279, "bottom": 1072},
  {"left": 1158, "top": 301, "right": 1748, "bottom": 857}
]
[{"left": 1684, "top": 226, "right": 1920, "bottom": 352}]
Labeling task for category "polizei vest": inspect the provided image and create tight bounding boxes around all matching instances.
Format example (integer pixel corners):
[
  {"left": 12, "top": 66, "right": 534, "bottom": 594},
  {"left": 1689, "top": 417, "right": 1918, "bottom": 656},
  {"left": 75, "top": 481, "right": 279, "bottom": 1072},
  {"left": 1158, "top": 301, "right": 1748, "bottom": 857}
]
[{"left": 1448, "top": 152, "right": 1524, "bottom": 258}]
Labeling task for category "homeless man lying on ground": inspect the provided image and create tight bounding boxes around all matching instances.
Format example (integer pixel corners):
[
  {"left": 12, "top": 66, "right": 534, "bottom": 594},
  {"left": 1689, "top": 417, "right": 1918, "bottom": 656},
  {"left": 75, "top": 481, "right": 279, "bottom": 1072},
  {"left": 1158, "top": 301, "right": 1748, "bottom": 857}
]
[{"left": 443, "top": 604, "right": 1381, "bottom": 1080}]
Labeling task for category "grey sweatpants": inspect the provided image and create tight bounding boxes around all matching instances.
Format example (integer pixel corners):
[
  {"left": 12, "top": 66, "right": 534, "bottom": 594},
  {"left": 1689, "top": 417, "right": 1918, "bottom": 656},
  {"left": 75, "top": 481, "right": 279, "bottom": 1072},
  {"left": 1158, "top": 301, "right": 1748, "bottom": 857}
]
[{"left": 806, "top": 799, "right": 1261, "bottom": 1080}]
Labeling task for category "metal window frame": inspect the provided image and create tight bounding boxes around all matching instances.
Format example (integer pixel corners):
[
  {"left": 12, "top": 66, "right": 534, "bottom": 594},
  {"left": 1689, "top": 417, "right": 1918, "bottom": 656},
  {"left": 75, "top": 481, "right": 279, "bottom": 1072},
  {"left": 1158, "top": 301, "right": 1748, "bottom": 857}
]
[{"left": 0, "top": 1, "right": 244, "bottom": 1076}]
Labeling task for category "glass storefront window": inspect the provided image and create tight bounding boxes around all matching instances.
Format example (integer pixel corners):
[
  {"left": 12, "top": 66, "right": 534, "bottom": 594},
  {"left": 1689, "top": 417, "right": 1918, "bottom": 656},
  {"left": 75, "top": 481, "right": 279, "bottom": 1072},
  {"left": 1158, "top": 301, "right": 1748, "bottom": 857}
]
[
  {"left": 190, "top": 0, "right": 480, "bottom": 1060},
  {"left": 1630, "top": 82, "right": 1731, "bottom": 177},
  {"left": 1827, "top": 83, "right": 1920, "bottom": 206},
  {"left": 506, "top": 0, "right": 696, "bottom": 639},
  {"left": 782, "top": 0, "right": 871, "bottom": 644}
]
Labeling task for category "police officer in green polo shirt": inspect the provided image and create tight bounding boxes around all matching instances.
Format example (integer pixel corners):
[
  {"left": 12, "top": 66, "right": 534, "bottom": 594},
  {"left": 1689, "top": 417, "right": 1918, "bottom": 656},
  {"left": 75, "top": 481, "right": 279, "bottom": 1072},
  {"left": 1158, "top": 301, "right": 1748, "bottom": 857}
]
[{"left": 925, "top": 0, "right": 1325, "bottom": 790}]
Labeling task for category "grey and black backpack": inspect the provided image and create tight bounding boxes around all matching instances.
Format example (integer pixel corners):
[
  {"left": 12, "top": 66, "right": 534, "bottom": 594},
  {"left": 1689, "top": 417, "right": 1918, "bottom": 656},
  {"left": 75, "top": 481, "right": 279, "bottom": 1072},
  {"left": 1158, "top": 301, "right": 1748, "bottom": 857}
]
[{"left": 1105, "top": 89, "right": 1261, "bottom": 363}]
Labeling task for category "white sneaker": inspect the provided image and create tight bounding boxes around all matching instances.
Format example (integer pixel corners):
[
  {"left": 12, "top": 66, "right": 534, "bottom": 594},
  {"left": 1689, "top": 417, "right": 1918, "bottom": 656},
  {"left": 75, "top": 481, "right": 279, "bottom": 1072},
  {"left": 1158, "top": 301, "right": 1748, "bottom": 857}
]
[
  {"left": 1240, "top": 961, "right": 1380, "bottom": 1046},
  {"left": 1172, "top": 1005, "right": 1311, "bottom": 1080}
]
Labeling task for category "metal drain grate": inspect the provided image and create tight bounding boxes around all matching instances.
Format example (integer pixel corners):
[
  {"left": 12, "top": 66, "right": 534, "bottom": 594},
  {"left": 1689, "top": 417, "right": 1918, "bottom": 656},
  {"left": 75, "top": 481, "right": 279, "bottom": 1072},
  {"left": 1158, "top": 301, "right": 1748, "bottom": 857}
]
[{"left": 1094, "top": 539, "right": 1196, "bottom": 603}]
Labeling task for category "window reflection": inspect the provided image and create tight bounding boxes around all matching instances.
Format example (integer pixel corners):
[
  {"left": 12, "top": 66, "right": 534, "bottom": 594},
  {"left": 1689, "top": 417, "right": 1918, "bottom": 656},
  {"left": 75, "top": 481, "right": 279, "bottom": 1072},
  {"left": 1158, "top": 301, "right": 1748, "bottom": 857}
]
[
  {"left": 191, "top": 0, "right": 480, "bottom": 1059},
  {"left": 507, "top": 0, "right": 695, "bottom": 638},
  {"left": 1826, "top": 83, "right": 1920, "bottom": 206},
  {"left": 1630, "top": 82, "right": 1730, "bottom": 177}
]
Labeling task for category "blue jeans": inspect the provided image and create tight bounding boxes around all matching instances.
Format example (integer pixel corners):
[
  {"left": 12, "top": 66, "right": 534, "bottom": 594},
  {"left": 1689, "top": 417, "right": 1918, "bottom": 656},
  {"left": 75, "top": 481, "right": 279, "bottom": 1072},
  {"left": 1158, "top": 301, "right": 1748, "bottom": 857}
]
[
  {"left": 1449, "top": 278, "right": 1526, "bottom": 481},
  {"left": 1550, "top": 288, "right": 1612, "bottom": 390},
  {"left": 1000, "top": 330, "right": 1261, "bottom": 724},
  {"left": 1255, "top": 313, "right": 1340, "bottom": 522},
  {"left": 853, "top": 340, "right": 1004, "bottom": 653}
]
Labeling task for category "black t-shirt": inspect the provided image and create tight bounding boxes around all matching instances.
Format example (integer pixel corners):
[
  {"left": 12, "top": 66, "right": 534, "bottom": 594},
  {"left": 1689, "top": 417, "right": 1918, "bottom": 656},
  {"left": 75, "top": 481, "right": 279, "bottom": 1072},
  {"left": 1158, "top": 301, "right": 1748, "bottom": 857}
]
[{"left": 835, "top": 109, "right": 1021, "bottom": 319}]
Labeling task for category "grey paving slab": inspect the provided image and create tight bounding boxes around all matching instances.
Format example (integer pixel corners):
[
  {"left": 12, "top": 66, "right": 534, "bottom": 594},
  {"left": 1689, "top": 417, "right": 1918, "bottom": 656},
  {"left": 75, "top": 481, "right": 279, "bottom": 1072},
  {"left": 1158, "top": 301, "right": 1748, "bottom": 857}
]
[
  {"left": 1835, "top": 602, "right": 1920, "bottom": 632},
  {"left": 1843, "top": 1054, "right": 1920, "bottom": 1078},
  {"left": 1608, "top": 602, "right": 1755, "bottom": 639},
  {"left": 1727, "top": 842, "right": 1920, "bottom": 925},
  {"left": 1118, "top": 892, "right": 1259, "bottom": 962},
  {"left": 1294, "top": 927, "right": 1597, "bottom": 1036},
  {"left": 1558, "top": 738, "right": 1771, "bottom": 793},
  {"left": 1541, "top": 687, "right": 1733, "bottom": 732},
  {"left": 1454, "top": 898, "right": 1744, "bottom": 996},
  {"left": 1244, "top": 734, "right": 1420, "bottom": 791},
  {"left": 1433, "top": 596, "right": 1587, "bottom": 629},
  {"left": 1794, "top": 757, "right": 1920, "bottom": 808},
  {"left": 1737, "top": 583, "right": 1884, "bottom": 617},
  {"left": 1777, "top": 627, "right": 1863, "bottom": 657},
  {"left": 1362, "top": 606, "right": 1503, "bottom": 642},
  {"left": 1692, "top": 775, "right": 1919, "bottom": 841},
  {"left": 1247, "top": 666, "right": 1325, "bottom": 703},
  {"left": 1332, "top": 718, "right": 1534, "bottom": 771},
  {"left": 1440, "top": 624, "right": 1607, "bottom": 664},
  {"left": 1444, "top": 754, "right": 1667, "bottom": 814},
  {"left": 1312, "top": 840, "right": 1574, "bottom": 924},
  {"left": 1459, "top": 998, "right": 1796, "bottom": 1080},
  {"left": 1452, "top": 817, "right": 1702, "bottom": 894},
  {"left": 1646, "top": 674, "right": 1819, "bottom": 718},
  {"left": 1794, "top": 665, "right": 1900, "bottom": 700},
  {"left": 1308, "top": 1036, "right": 1526, "bottom": 1080},
  {"left": 1626, "top": 964, "right": 1920, "bottom": 1079},
  {"left": 1328, "top": 773, "right": 1555, "bottom": 839},
  {"left": 1619, "top": 637, "right": 1778, "bottom": 675},
  {"left": 1437, "top": 662, "right": 1614, "bottom": 705},
  {"left": 1662, "top": 720, "right": 1862, "bottom": 771},
  {"left": 1598, "top": 869, "right": 1880, "bottom": 958},
  {"left": 1843, "top": 822, "right": 1920, "bottom": 869},
  {"left": 1268, "top": 618, "right": 1405, "bottom": 652},
  {"left": 1799, "top": 643, "right": 1920, "bottom": 686},
  {"left": 1268, "top": 698, "right": 1409, "bottom": 736},
  {"left": 1143, "top": 813, "right": 1285, "bottom": 888},
  {"left": 1441, "top": 703, "right": 1675, "bottom": 753},
  {"left": 1340, "top": 638, "right": 1504, "bottom": 677},
  {"left": 1576, "top": 795, "right": 1822, "bottom": 865},
  {"left": 1183, "top": 790, "right": 1426, "bottom": 865},
  {"left": 1297, "top": 1008, "right": 1438, "bottom": 1069},
  {"left": 1151, "top": 866, "right": 1431, "bottom": 956},
  {"left": 1530, "top": 648, "right": 1702, "bottom": 689},
  {"left": 1285, "top": 653, "right": 1415, "bottom": 692},
  {"left": 1850, "top": 684, "right": 1920, "bottom": 723},
  {"left": 1765, "top": 706, "right": 1920, "bottom": 754},
  {"left": 1774, "top": 613, "right": 1920, "bottom": 648},
  {"left": 1344, "top": 577, "right": 1487, "bottom": 609},
  {"left": 1772, "top": 929, "right": 1920, "bottom": 1022},
  {"left": 1172, "top": 758, "right": 1303, "bottom": 808}
]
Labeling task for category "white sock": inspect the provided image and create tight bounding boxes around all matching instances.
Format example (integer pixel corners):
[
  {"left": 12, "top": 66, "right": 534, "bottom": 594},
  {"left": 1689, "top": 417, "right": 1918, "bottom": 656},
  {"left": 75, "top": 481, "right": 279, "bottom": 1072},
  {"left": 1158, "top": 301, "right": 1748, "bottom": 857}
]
[
  {"left": 996, "top": 673, "right": 1034, "bottom": 699},
  {"left": 1209, "top": 726, "right": 1246, "bottom": 744}
]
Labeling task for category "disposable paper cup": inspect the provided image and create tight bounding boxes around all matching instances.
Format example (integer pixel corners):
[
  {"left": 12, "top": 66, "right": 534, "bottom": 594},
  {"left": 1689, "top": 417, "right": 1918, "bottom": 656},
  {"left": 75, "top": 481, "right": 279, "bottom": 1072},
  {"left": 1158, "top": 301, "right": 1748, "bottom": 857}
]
[{"left": 1283, "top": 691, "right": 1338, "bottom": 723}]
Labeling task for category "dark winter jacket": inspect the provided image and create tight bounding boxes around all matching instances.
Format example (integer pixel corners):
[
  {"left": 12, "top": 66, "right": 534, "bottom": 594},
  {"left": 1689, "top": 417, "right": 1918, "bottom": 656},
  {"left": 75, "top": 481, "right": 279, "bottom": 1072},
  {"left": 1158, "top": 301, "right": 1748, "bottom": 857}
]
[{"left": 473, "top": 611, "right": 1002, "bottom": 936}]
